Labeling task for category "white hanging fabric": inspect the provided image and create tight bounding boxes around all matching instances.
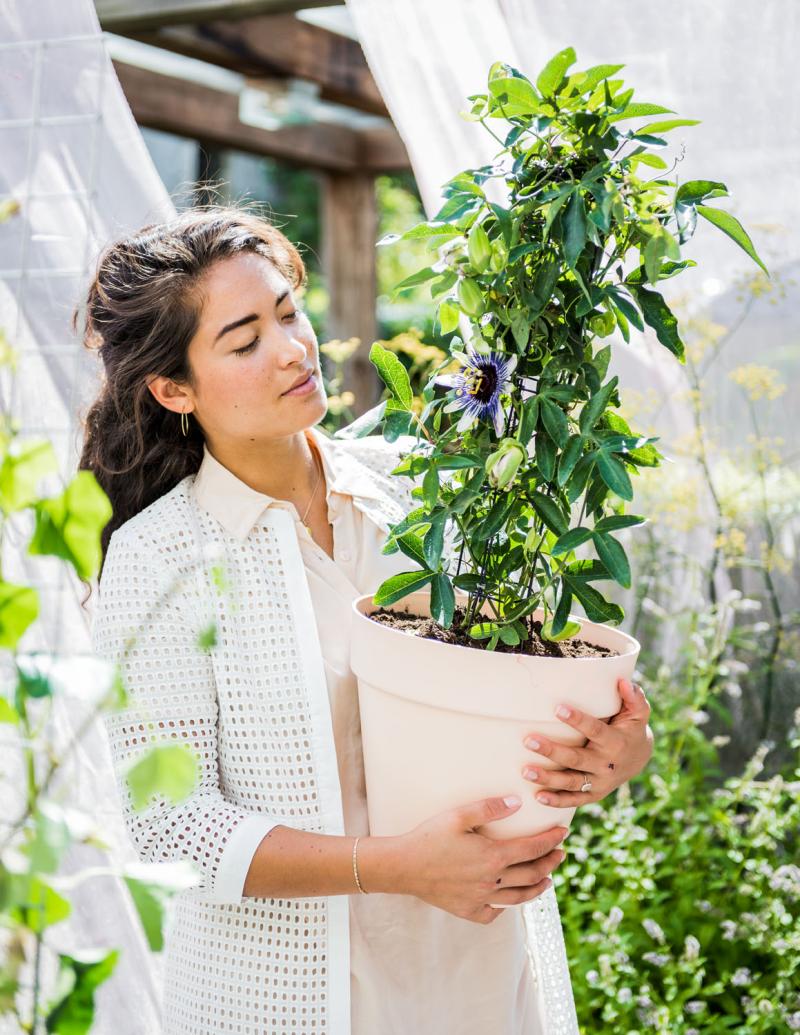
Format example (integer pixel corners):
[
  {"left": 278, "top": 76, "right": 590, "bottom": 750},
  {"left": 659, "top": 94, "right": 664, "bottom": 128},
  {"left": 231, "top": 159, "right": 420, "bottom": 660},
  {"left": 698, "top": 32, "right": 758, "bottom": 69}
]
[{"left": 0, "top": 1, "right": 175, "bottom": 1031}]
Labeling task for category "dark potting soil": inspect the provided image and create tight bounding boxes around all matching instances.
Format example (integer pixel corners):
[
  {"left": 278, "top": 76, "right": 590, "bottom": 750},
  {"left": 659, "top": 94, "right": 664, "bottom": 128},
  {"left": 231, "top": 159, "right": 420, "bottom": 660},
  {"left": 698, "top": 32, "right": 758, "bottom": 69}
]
[{"left": 368, "top": 605, "right": 619, "bottom": 658}]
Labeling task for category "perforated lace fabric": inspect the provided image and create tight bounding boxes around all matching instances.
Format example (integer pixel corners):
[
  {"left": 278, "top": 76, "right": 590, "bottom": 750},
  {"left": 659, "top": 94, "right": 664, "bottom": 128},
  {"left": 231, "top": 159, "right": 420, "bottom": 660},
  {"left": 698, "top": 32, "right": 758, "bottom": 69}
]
[{"left": 91, "top": 428, "right": 578, "bottom": 1034}]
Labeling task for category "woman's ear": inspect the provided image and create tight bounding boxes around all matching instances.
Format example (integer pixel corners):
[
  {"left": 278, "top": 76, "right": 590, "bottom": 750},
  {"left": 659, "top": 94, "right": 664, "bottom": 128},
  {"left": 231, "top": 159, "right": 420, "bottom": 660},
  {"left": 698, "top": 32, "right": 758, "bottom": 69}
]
[{"left": 146, "top": 373, "right": 194, "bottom": 416}]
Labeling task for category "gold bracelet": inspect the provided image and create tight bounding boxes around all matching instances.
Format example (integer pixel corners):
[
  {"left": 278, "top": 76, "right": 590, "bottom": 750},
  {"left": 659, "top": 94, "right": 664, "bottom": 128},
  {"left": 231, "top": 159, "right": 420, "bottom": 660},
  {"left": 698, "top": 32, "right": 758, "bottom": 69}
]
[{"left": 352, "top": 836, "right": 369, "bottom": 894}]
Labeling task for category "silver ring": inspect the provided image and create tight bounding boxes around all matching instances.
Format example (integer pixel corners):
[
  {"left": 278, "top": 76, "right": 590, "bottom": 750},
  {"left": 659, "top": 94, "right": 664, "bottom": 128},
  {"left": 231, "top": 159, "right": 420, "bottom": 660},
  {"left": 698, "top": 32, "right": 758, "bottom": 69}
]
[{"left": 580, "top": 775, "right": 592, "bottom": 793}]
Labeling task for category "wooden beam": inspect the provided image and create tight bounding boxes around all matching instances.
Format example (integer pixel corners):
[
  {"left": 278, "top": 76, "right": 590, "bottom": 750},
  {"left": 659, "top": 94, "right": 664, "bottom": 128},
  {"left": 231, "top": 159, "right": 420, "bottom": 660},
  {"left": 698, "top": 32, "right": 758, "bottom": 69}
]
[
  {"left": 96, "top": 0, "right": 343, "bottom": 32},
  {"left": 321, "top": 171, "right": 381, "bottom": 414},
  {"left": 112, "top": 60, "right": 408, "bottom": 172},
  {"left": 129, "top": 15, "right": 386, "bottom": 117}
]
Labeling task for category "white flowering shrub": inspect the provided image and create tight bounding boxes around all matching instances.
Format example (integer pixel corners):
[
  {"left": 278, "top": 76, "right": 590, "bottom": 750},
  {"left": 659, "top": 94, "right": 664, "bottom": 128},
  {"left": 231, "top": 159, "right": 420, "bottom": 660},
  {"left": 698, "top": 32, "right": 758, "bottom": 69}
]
[{"left": 557, "top": 624, "right": 799, "bottom": 1032}]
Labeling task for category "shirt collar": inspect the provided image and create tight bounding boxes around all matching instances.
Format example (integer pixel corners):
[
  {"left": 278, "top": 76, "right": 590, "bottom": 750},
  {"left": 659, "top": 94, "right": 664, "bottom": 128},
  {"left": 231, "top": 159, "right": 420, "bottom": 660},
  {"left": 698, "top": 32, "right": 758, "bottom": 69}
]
[{"left": 191, "top": 424, "right": 388, "bottom": 541}]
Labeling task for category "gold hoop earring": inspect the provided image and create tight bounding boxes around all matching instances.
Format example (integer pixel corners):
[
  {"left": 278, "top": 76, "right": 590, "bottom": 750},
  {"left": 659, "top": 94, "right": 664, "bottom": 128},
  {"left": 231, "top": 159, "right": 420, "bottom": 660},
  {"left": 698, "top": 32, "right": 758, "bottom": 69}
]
[{"left": 180, "top": 409, "right": 189, "bottom": 437}]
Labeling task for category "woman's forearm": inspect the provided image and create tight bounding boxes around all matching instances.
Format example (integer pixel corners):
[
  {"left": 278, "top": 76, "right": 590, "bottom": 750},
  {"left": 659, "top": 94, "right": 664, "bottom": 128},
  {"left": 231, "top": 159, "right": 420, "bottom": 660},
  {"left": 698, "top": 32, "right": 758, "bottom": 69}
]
[{"left": 242, "top": 825, "right": 409, "bottom": 899}]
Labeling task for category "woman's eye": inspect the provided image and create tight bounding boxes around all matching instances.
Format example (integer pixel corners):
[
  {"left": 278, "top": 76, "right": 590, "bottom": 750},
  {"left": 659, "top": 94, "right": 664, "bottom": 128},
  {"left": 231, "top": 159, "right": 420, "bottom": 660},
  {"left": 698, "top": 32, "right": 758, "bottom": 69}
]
[
  {"left": 233, "top": 337, "right": 258, "bottom": 356},
  {"left": 285, "top": 309, "right": 302, "bottom": 321}
]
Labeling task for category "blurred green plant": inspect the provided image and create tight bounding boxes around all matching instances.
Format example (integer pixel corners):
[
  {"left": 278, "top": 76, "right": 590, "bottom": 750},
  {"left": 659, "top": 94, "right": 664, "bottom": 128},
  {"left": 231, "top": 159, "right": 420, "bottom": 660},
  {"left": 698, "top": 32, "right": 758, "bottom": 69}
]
[
  {"left": 0, "top": 201, "right": 207, "bottom": 1033},
  {"left": 559, "top": 589, "right": 800, "bottom": 1033}
]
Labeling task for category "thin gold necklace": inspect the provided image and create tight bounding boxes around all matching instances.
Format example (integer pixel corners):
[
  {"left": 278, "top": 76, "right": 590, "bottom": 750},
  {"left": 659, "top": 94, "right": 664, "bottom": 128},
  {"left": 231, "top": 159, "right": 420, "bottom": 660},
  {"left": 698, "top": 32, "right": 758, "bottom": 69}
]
[{"left": 300, "top": 443, "right": 323, "bottom": 536}]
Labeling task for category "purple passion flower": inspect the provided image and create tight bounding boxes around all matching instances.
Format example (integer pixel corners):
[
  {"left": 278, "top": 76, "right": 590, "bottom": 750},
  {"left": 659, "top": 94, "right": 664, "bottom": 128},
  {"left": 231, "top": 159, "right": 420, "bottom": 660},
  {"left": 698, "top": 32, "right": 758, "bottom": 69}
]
[{"left": 433, "top": 346, "right": 517, "bottom": 437}]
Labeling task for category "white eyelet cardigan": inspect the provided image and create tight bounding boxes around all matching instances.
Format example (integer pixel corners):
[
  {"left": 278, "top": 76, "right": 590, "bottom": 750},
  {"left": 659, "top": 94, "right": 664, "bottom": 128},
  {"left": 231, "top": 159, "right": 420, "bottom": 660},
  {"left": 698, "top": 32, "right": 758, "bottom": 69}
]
[{"left": 91, "top": 426, "right": 579, "bottom": 1035}]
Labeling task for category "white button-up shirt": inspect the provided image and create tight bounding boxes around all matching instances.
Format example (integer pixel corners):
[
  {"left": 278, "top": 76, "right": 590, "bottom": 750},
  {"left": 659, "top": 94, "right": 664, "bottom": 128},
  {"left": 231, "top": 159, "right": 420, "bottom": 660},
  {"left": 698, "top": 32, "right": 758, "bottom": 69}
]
[{"left": 93, "top": 424, "right": 579, "bottom": 1035}]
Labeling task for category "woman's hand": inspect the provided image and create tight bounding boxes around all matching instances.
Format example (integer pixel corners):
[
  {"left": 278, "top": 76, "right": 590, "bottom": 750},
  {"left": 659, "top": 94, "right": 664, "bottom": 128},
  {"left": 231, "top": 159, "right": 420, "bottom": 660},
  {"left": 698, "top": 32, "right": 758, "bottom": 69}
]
[
  {"left": 396, "top": 795, "right": 569, "bottom": 924},
  {"left": 520, "top": 678, "right": 654, "bottom": 807}
]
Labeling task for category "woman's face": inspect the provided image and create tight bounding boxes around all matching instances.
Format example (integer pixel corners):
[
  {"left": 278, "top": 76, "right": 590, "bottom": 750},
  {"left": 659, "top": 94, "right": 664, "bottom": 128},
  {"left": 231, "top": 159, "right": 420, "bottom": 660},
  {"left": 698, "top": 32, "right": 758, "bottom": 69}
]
[{"left": 177, "top": 251, "right": 327, "bottom": 448}]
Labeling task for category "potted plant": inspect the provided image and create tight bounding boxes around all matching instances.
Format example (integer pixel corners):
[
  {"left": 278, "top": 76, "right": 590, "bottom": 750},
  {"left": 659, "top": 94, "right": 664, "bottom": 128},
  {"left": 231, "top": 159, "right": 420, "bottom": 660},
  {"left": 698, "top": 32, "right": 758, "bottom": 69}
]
[{"left": 345, "top": 49, "right": 767, "bottom": 841}]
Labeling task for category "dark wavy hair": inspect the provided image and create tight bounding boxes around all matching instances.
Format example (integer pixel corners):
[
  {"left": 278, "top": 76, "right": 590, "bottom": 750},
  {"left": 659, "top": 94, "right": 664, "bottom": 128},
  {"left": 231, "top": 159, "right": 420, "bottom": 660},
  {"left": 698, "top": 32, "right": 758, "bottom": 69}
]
[{"left": 76, "top": 204, "right": 307, "bottom": 595}]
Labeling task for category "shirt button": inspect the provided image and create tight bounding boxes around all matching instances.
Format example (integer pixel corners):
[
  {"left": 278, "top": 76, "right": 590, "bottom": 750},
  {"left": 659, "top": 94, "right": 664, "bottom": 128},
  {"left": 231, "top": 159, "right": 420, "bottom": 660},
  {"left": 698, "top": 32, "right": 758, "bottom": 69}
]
[{"left": 339, "top": 549, "right": 351, "bottom": 562}]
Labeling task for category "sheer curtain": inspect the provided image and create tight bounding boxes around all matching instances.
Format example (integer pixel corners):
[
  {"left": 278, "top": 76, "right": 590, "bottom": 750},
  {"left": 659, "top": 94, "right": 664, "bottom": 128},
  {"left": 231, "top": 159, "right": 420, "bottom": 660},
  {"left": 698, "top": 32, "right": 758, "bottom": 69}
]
[{"left": 0, "top": 1, "right": 175, "bottom": 1030}]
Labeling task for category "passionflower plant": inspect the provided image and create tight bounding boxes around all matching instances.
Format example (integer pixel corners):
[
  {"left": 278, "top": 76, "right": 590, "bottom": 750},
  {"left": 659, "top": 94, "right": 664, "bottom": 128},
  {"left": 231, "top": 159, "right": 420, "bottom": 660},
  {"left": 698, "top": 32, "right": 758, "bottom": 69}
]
[
  {"left": 342, "top": 48, "right": 767, "bottom": 649},
  {"left": 433, "top": 345, "right": 517, "bottom": 437}
]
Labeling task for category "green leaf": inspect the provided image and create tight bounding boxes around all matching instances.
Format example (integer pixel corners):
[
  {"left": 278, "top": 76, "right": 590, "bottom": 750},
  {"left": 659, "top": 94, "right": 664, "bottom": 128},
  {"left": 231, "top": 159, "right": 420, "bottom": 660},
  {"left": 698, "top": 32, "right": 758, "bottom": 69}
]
[
  {"left": 608, "top": 102, "right": 674, "bottom": 123},
  {"left": 45, "top": 948, "right": 120, "bottom": 1034},
  {"left": 373, "top": 570, "right": 434, "bottom": 607},
  {"left": 422, "top": 465, "right": 439, "bottom": 509},
  {"left": 592, "top": 531, "right": 631, "bottom": 588},
  {"left": 123, "top": 876, "right": 170, "bottom": 952},
  {"left": 423, "top": 510, "right": 447, "bottom": 570},
  {"left": 530, "top": 491, "right": 569, "bottom": 536},
  {"left": 0, "top": 697, "right": 19, "bottom": 723},
  {"left": 430, "top": 269, "right": 459, "bottom": 299},
  {"left": 550, "top": 582, "right": 573, "bottom": 637},
  {"left": 488, "top": 65, "right": 542, "bottom": 115},
  {"left": 333, "top": 400, "right": 387, "bottom": 439},
  {"left": 396, "top": 531, "right": 427, "bottom": 570},
  {"left": 430, "top": 572, "right": 455, "bottom": 627},
  {"left": 595, "top": 451, "right": 634, "bottom": 501},
  {"left": 0, "top": 580, "right": 38, "bottom": 649},
  {"left": 594, "top": 513, "right": 646, "bottom": 532},
  {"left": 576, "top": 63, "right": 625, "bottom": 96},
  {"left": 536, "top": 47, "right": 577, "bottom": 96},
  {"left": 552, "top": 526, "right": 594, "bottom": 556},
  {"left": 28, "top": 471, "right": 112, "bottom": 581},
  {"left": 369, "top": 342, "right": 413, "bottom": 409},
  {"left": 541, "top": 618, "right": 582, "bottom": 642},
  {"left": 564, "top": 192, "right": 587, "bottom": 268},
  {"left": 557, "top": 434, "right": 584, "bottom": 488},
  {"left": 468, "top": 621, "right": 501, "bottom": 640},
  {"left": 696, "top": 205, "right": 768, "bottom": 275},
  {"left": 535, "top": 433, "right": 556, "bottom": 482},
  {"left": 637, "top": 118, "right": 700, "bottom": 134},
  {"left": 438, "top": 299, "right": 460, "bottom": 334},
  {"left": 476, "top": 496, "right": 513, "bottom": 540},
  {"left": 383, "top": 406, "right": 412, "bottom": 442},
  {"left": 498, "top": 624, "right": 520, "bottom": 646},
  {"left": 27, "top": 805, "right": 71, "bottom": 875},
  {"left": 579, "top": 376, "right": 619, "bottom": 436},
  {"left": 628, "top": 285, "right": 685, "bottom": 361},
  {"left": 540, "top": 398, "right": 570, "bottom": 448},
  {"left": 519, "top": 396, "right": 540, "bottom": 443},
  {"left": 127, "top": 744, "right": 199, "bottom": 812},
  {"left": 20, "top": 875, "right": 71, "bottom": 935},
  {"left": 674, "top": 179, "right": 728, "bottom": 206},
  {"left": 605, "top": 288, "right": 643, "bottom": 331},
  {"left": 390, "top": 266, "right": 439, "bottom": 296},
  {"left": 0, "top": 438, "right": 58, "bottom": 513},
  {"left": 564, "top": 576, "right": 625, "bottom": 624}
]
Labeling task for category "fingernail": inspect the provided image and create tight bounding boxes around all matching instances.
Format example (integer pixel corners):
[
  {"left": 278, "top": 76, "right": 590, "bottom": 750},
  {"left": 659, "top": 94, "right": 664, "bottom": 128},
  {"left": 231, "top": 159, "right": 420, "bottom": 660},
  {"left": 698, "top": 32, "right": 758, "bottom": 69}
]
[
  {"left": 504, "top": 795, "right": 521, "bottom": 807},
  {"left": 620, "top": 679, "right": 633, "bottom": 692},
  {"left": 524, "top": 737, "right": 541, "bottom": 750},
  {"left": 523, "top": 767, "right": 539, "bottom": 781},
  {"left": 556, "top": 705, "right": 571, "bottom": 719},
  {"left": 537, "top": 793, "right": 551, "bottom": 805}
]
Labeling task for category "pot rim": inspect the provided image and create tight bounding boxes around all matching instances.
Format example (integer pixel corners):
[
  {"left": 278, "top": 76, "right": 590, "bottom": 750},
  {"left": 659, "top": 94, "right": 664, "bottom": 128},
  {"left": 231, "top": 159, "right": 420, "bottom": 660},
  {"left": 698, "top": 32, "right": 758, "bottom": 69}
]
[{"left": 351, "top": 588, "right": 640, "bottom": 661}]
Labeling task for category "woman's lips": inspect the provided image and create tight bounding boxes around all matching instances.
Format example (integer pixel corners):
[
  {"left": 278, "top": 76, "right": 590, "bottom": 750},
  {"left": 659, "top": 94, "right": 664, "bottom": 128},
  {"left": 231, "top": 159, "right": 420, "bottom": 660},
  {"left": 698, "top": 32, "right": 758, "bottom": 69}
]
[{"left": 283, "top": 371, "right": 316, "bottom": 397}]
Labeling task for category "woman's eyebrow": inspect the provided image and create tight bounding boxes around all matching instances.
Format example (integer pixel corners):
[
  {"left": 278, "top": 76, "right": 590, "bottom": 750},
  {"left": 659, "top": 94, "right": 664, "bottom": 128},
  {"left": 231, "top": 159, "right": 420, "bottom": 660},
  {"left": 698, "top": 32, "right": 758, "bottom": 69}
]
[{"left": 214, "top": 289, "right": 291, "bottom": 344}]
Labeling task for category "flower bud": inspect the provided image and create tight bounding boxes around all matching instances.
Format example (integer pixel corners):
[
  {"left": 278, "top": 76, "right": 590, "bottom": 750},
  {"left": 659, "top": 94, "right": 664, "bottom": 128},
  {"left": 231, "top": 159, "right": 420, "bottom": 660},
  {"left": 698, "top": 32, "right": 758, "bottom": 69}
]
[
  {"left": 458, "top": 276, "right": 484, "bottom": 317},
  {"left": 467, "top": 222, "right": 492, "bottom": 273},
  {"left": 485, "top": 438, "right": 526, "bottom": 489}
]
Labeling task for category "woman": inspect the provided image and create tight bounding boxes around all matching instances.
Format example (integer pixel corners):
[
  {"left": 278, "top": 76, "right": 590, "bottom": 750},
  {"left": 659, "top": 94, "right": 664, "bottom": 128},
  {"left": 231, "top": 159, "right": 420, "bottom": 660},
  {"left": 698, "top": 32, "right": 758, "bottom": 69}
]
[{"left": 82, "top": 206, "right": 653, "bottom": 1035}]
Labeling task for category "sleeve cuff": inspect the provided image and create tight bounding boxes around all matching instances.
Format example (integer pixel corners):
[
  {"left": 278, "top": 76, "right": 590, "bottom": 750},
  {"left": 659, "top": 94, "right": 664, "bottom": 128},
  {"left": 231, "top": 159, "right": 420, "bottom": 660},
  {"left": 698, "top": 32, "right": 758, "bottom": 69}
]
[{"left": 210, "top": 813, "right": 284, "bottom": 904}]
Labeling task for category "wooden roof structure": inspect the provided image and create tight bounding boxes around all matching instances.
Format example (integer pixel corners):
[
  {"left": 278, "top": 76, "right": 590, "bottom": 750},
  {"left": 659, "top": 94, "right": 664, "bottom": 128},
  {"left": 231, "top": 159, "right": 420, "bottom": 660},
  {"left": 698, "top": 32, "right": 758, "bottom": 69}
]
[{"left": 96, "top": 0, "right": 411, "bottom": 410}]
